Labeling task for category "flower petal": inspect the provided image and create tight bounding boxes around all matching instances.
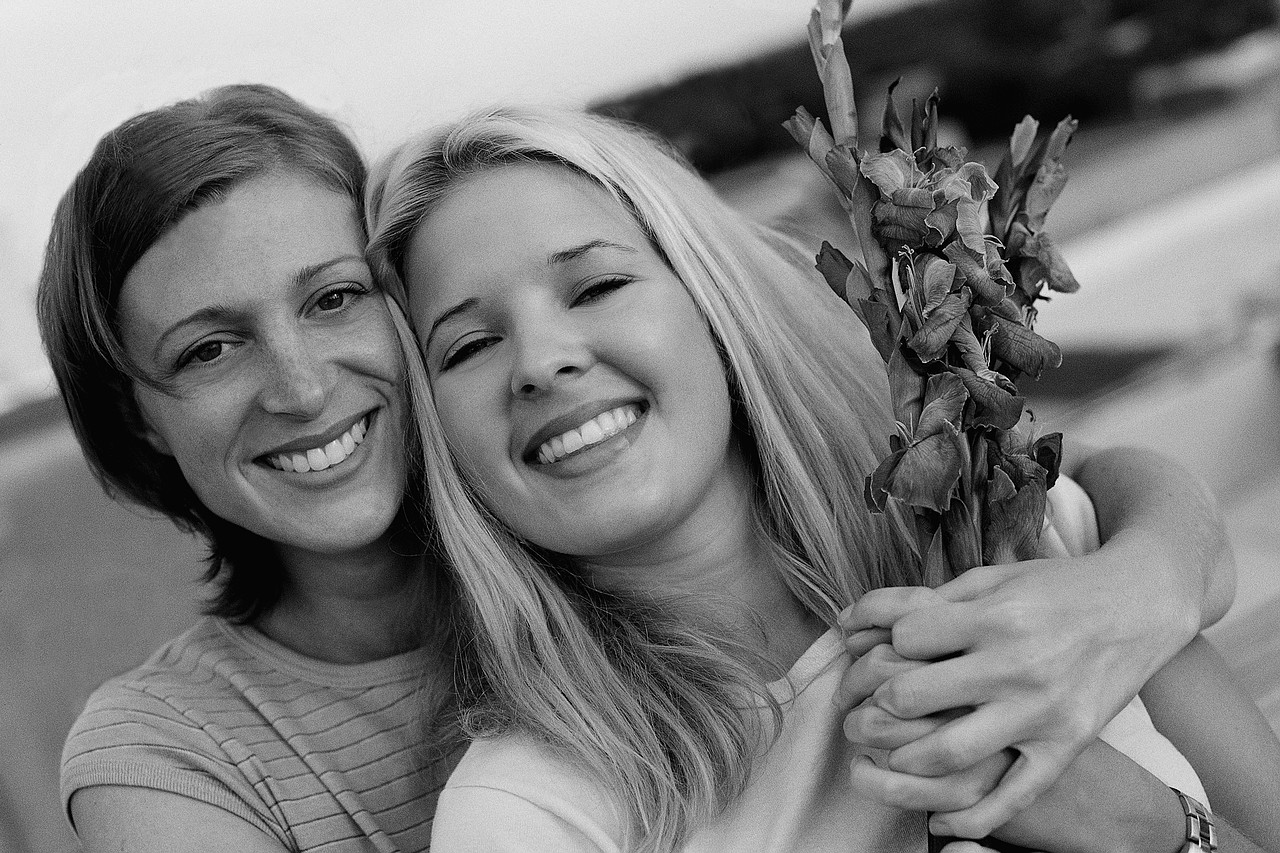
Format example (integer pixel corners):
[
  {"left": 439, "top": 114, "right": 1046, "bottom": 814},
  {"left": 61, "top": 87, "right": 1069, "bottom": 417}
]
[
  {"left": 885, "top": 422, "right": 966, "bottom": 513},
  {"left": 860, "top": 149, "right": 924, "bottom": 197},
  {"left": 985, "top": 314, "right": 1063, "bottom": 379},
  {"left": 815, "top": 241, "right": 854, "bottom": 301},
  {"left": 908, "top": 288, "right": 970, "bottom": 363},
  {"left": 950, "top": 366, "right": 1025, "bottom": 430},
  {"left": 916, "top": 371, "right": 968, "bottom": 437}
]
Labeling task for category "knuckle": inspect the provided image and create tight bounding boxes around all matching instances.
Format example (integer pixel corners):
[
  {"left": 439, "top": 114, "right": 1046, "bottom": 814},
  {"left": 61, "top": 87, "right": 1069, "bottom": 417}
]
[{"left": 875, "top": 677, "right": 921, "bottom": 718}]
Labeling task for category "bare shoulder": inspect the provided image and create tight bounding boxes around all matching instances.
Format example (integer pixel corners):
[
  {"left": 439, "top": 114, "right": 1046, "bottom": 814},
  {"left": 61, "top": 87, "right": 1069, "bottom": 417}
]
[{"left": 71, "top": 786, "right": 287, "bottom": 853}]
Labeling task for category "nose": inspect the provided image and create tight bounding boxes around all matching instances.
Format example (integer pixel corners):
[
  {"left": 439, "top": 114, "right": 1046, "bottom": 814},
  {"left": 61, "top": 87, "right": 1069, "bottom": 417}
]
[
  {"left": 257, "top": 333, "right": 330, "bottom": 419},
  {"left": 510, "top": 320, "right": 592, "bottom": 397}
]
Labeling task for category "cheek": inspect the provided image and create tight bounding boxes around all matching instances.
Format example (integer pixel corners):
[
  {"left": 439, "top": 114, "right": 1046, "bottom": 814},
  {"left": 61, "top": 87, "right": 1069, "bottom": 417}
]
[{"left": 431, "top": 383, "right": 506, "bottom": 490}]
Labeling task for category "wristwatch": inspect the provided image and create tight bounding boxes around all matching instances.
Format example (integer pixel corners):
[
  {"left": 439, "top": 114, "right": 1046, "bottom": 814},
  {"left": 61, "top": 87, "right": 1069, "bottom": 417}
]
[{"left": 1172, "top": 788, "right": 1217, "bottom": 853}]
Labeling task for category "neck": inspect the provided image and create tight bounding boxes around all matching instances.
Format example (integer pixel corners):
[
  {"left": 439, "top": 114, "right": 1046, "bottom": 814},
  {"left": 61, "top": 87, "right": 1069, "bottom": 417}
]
[
  {"left": 583, "top": 461, "right": 824, "bottom": 677},
  {"left": 257, "top": 535, "right": 426, "bottom": 664}
]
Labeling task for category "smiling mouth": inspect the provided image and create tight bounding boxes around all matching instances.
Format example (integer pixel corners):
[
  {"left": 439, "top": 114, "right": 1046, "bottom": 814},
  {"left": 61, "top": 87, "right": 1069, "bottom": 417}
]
[
  {"left": 264, "top": 415, "right": 369, "bottom": 473},
  {"left": 535, "top": 403, "right": 643, "bottom": 465}
]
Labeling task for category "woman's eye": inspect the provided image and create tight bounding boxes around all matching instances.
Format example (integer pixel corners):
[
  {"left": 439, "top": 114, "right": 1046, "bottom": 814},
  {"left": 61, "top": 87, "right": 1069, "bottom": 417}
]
[
  {"left": 317, "top": 289, "right": 351, "bottom": 311},
  {"left": 442, "top": 336, "right": 498, "bottom": 370},
  {"left": 573, "top": 277, "right": 630, "bottom": 306},
  {"left": 182, "top": 340, "right": 227, "bottom": 367}
]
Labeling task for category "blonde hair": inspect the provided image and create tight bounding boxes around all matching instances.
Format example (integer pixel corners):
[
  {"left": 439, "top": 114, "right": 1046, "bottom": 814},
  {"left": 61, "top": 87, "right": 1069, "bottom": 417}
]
[{"left": 367, "top": 107, "right": 916, "bottom": 851}]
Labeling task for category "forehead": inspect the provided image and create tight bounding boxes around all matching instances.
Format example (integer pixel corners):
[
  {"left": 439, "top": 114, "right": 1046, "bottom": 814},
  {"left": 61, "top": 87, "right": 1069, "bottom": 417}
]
[
  {"left": 404, "top": 162, "right": 646, "bottom": 299},
  {"left": 118, "top": 172, "right": 363, "bottom": 332}
]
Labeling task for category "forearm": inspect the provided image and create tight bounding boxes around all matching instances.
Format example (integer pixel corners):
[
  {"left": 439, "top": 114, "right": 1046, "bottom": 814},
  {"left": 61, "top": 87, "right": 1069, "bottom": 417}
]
[
  {"left": 989, "top": 742, "right": 1273, "bottom": 853},
  {"left": 1068, "top": 443, "right": 1235, "bottom": 629}
]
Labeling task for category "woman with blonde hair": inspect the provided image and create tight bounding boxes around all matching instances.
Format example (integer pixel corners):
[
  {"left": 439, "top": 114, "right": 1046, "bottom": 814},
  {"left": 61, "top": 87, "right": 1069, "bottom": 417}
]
[{"left": 367, "top": 106, "right": 1279, "bottom": 851}]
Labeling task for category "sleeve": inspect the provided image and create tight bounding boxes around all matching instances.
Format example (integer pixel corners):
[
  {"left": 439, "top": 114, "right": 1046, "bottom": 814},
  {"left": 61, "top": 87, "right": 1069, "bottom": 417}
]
[
  {"left": 431, "top": 784, "right": 622, "bottom": 853},
  {"left": 60, "top": 680, "right": 293, "bottom": 848}
]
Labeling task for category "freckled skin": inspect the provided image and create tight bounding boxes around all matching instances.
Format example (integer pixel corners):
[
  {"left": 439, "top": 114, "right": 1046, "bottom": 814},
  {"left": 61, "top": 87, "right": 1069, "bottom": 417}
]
[{"left": 119, "top": 172, "right": 407, "bottom": 559}]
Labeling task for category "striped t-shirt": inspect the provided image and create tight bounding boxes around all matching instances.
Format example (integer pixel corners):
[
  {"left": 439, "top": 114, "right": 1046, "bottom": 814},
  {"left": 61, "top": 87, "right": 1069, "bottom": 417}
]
[{"left": 61, "top": 616, "right": 455, "bottom": 852}]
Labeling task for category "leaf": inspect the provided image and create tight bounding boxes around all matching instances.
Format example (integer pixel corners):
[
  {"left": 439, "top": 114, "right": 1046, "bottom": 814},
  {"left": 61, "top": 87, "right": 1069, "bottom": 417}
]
[
  {"left": 922, "top": 524, "right": 953, "bottom": 587},
  {"left": 942, "top": 496, "right": 982, "bottom": 574},
  {"left": 846, "top": 260, "right": 876, "bottom": 305},
  {"left": 880, "top": 78, "right": 909, "bottom": 153},
  {"left": 922, "top": 89, "right": 940, "bottom": 152},
  {"left": 825, "top": 145, "right": 863, "bottom": 202},
  {"left": 1024, "top": 160, "right": 1068, "bottom": 232},
  {"left": 826, "top": 148, "right": 892, "bottom": 282},
  {"left": 887, "top": 344, "right": 927, "bottom": 429},
  {"left": 784, "top": 107, "right": 835, "bottom": 184},
  {"left": 807, "top": 8, "right": 859, "bottom": 149},
  {"left": 1009, "top": 116, "right": 1040, "bottom": 170},
  {"left": 815, "top": 241, "right": 854, "bottom": 300},
  {"left": 1022, "top": 232, "right": 1080, "bottom": 294},
  {"left": 1043, "top": 115, "right": 1078, "bottom": 164},
  {"left": 853, "top": 297, "right": 899, "bottom": 363}
]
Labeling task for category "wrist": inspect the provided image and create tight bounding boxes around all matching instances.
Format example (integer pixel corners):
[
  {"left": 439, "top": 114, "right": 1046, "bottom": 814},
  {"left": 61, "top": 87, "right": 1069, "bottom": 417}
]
[{"left": 1117, "top": 785, "right": 1198, "bottom": 853}]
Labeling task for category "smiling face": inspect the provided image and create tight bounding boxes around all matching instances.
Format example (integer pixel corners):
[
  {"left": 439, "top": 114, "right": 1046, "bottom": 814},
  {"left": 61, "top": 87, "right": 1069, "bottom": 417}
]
[
  {"left": 406, "top": 162, "right": 751, "bottom": 566},
  {"left": 118, "top": 171, "right": 407, "bottom": 560}
]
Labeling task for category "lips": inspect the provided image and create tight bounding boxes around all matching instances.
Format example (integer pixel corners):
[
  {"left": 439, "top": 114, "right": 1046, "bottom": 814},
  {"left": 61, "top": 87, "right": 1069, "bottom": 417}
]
[
  {"left": 533, "top": 403, "right": 643, "bottom": 465},
  {"left": 262, "top": 414, "right": 370, "bottom": 473}
]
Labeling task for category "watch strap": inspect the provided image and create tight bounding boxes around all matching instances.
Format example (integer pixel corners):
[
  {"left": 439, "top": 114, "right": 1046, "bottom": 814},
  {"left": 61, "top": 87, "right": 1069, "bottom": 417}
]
[{"left": 1172, "top": 788, "right": 1217, "bottom": 853}]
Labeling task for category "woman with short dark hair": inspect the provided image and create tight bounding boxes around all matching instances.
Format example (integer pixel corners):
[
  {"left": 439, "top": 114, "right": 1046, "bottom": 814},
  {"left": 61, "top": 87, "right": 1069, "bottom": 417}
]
[{"left": 40, "top": 84, "right": 458, "bottom": 852}]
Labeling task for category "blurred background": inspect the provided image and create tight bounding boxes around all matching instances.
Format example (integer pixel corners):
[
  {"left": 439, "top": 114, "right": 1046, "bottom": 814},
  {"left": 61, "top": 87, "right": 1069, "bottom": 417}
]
[{"left": 3, "top": 1, "right": 1279, "bottom": 850}]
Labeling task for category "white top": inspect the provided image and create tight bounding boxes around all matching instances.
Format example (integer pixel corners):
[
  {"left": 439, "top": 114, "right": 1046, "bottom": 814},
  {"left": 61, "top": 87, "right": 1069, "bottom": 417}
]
[{"left": 431, "top": 478, "right": 1206, "bottom": 852}]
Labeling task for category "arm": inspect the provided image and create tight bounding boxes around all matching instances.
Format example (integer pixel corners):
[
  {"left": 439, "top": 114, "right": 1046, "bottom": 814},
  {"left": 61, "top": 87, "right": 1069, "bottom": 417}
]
[
  {"left": 838, "top": 447, "right": 1235, "bottom": 834},
  {"left": 72, "top": 787, "right": 286, "bottom": 853},
  {"left": 843, "top": 645, "right": 1278, "bottom": 852},
  {"left": 1069, "top": 442, "right": 1234, "bottom": 628},
  {"left": 1139, "top": 635, "right": 1280, "bottom": 850}
]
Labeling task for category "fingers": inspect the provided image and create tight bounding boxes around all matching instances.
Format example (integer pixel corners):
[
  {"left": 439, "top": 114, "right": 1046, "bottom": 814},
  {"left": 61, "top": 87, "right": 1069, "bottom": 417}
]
[
  {"left": 850, "top": 750, "right": 1012, "bottom": 814},
  {"left": 834, "top": 643, "right": 923, "bottom": 709},
  {"left": 885, "top": 703, "right": 1030, "bottom": 776},
  {"left": 838, "top": 587, "right": 947, "bottom": 632},
  {"left": 933, "top": 563, "right": 1019, "bottom": 602},
  {"left": 843, "top": 627, "right": 891, "bottom": 659},
  {"left": 842, "top": 703, "right": 941, "bottom": 750},
  {"left": 863, "top": 653, "right": 997, "bottom": 721},
  {"left": 930, "top": 747, "right": 1071, "bottom": 840},
  {"left": 886, "top": 600, "right": 986, "bottom": 660}
]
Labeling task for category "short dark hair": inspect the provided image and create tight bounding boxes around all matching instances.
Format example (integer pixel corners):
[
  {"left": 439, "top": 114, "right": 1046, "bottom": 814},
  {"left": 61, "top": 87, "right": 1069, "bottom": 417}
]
[{"left": 37, "top": 83, "right": 368, "bottom": 623}]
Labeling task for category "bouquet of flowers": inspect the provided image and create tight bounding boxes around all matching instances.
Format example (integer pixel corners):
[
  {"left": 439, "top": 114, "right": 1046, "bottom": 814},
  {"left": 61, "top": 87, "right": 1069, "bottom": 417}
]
[{"left": 786, "top": 0, "right": 1083, "bottom": 589}]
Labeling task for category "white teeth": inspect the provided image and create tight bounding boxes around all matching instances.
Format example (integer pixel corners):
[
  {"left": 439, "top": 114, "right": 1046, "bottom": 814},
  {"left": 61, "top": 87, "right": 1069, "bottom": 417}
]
[
  {"left": 535, "top": 404, "right": 642, "bottom": 465},
  {"left": 307, "top": 448, "right": 329, "bottom": 471},
  {"left": 266, "top": 416, "right": 369, "bottom": 473}
]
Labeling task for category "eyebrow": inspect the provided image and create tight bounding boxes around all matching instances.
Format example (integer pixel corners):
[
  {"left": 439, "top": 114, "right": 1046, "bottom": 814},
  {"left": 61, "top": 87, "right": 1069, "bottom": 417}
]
[
  {"left": 546, "top": 239, "right": 637, "bottom": 266},
  {"left": 152, "top": 254, "right": 366, "bottom": 360}
]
